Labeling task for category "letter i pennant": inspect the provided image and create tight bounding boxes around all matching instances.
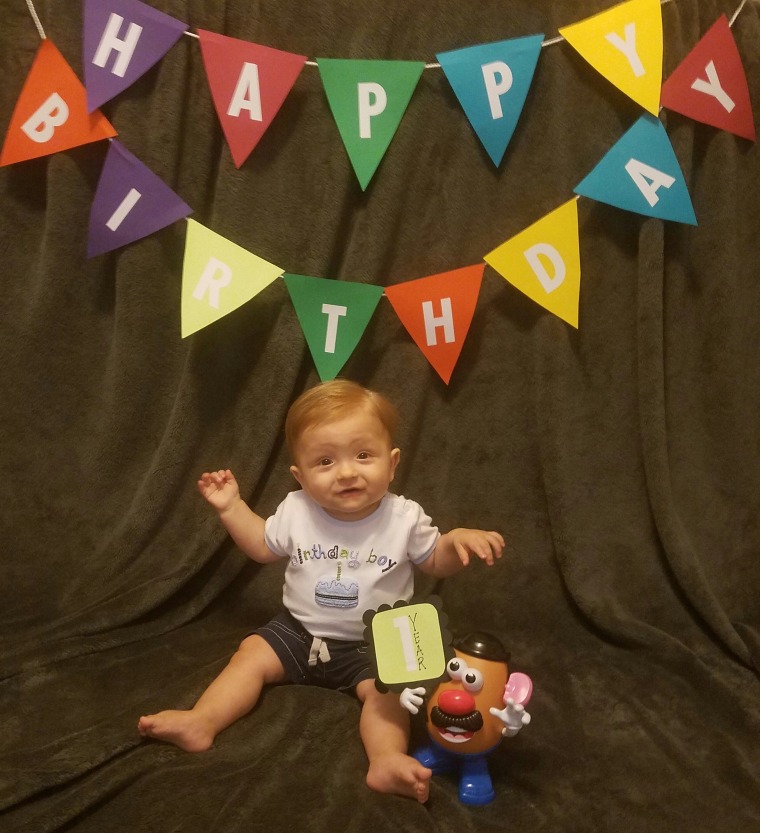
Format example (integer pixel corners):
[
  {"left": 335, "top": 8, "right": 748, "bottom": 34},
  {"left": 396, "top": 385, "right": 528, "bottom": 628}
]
[
  {"left": 384, "top": 264, "right": 485, "bottom": 384},
  {"left": 485, "top": 198, "right": 581, "bottom": 328},
  {"left": 88, "top": 140, "right": 192, "bottom": 257},
  {"left": 317, "top": 59, "right": 425, "bottom": 189},
  {"left": 83, "top": 0, "right": 188, "bottom": 112},
  {"left": 1, "top": 40, "right": 116, "bottom": 166},
  {"left": 660, "top": 15, "right": 755, "bottom": 141},
  {"left": 181, "top": 220, "right": 284, "bottom": 337},
  {"left": 283, "top": 274, "right": 385, "bottom": 381}
]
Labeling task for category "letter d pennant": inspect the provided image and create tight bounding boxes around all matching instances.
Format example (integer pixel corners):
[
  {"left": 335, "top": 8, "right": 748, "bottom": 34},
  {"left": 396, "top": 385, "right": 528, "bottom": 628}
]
[
  {"left": 1, "top": 40, "right": 116, "bottom": 166},
  {"left": 181, "top": 220, "right": 284, "bottom": 337},
  {"left": 384, "top": 264, "right": 485, "bottom": 385},
  {"left": 485, "top": 198, "right": 581, "bottom": 328},
  {"left": 283, "top": 274, "right": 384, "bottom": 381}
]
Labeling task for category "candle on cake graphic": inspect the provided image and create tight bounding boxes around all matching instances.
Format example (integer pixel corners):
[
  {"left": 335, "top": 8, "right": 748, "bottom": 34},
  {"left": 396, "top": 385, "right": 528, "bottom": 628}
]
[{"left": 315, "top": 570, "right": 359, "bottom": 609}]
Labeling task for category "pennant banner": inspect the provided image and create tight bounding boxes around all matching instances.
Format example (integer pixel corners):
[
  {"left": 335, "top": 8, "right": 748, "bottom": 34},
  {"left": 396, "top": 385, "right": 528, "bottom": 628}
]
[
  {"left": 559, "top": 0, "right": 663, "bottom": 115},
  {"left": 181, "top": 219, "right": 284, "bottom": 337},
  {"left": 485, "top": 198, "right": 581, "bottom": 328},
  {"left": 0, "top": 39, "right": 116, "bottom": 166},
  {"left": 318, "top": 58, "right": 425, "bottom": 190},
  {"left": 384, "top": 264, "right": 485, "bottom": 384},
  {"left": 83, "top": 0, "right": 188, "bottom": 112},
  {"left": 661, "top": 15, "right": 755, "bottom": 142},
  {"left": 436, "top": 34, "right": 544, "bottom": 167},
  {"left": 283, "top": 274, "right": 385, "bottom": 381},
  {"left": 88, "top": 139, "right": 192, "bottom": 257},
  {"left": 574, "top": 113, "right": 697, "bottom": 224},
  {"left": 198, "top": 30, "right": 307, "bottom": 168}
]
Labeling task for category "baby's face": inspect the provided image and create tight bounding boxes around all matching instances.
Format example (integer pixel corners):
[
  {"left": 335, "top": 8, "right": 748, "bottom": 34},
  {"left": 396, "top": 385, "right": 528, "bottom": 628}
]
[{"left": 289, "top": 408, "right": 400, "bottom": 521}]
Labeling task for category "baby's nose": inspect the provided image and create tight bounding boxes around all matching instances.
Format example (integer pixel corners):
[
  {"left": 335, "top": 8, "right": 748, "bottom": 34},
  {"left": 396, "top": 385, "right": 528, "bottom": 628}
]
[{"left": 337, "top": 460, "right": 357, "bottom": 478}]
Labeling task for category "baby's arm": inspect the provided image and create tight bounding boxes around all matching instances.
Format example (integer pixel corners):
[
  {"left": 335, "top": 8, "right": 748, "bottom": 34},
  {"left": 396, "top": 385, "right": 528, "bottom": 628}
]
[
  {"left": 198, "top": 469, "right": 280, "bottom": 564},
  {"left": 417, "top": 528, "right": 504, "bottom": 578}
]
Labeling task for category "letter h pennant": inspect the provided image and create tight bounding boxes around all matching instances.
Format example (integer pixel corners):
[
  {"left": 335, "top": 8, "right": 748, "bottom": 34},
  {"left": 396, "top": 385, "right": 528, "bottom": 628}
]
[
  {"left": 87, "top": 139, "right": 192, "bottom": 257},
  {"left": 283, "top": 274, "right": 385, "bottom": 381},
  {"left": 384, "top": 264, "right": 485, "bottom": 384},
  {"left": 83, "top": 0, "right": 188, "bottom": 112}
]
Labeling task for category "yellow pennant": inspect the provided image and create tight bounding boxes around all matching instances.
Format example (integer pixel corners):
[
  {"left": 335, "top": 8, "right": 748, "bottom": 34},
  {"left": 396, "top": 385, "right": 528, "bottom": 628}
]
[
  {"left": 484, "top": 198, "right": 581, "bottom": 328},
  {"left": 181, "top": 219, "right": 284, "bottom": 337},
  {"left": 559, "top": 0, "right": 662, "bottom": 115}
]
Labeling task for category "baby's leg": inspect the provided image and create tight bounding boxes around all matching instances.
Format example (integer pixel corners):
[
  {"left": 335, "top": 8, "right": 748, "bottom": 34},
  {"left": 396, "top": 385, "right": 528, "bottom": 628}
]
[
  {"left": 356, "top": 679, "right": 432, "bottom": 803},
  {"left": 138, "top": 634, "right": 286, "bottom": 752}
]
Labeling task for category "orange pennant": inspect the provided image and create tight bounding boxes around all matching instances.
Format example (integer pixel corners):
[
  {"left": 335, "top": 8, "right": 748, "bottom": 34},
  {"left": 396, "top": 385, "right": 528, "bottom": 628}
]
[
  {"left": 1, "top": 40, "right": 116, "bottom": 166},
  {"left": 384, "top": 264, "right": 485, "bottom": 384}
]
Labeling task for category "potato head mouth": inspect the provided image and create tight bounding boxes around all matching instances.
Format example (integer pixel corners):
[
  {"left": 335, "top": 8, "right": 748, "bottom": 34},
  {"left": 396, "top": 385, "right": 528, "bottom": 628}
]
[{"left": 430, "top": 705, "right": 484, "bottom": 743}]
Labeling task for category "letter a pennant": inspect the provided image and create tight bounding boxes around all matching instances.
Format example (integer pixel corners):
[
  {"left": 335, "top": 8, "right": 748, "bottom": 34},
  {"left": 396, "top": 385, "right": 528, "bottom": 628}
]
[
  {"left": 83, "top": 0, "right": 188, "bottom": 112},
  {"left": 574, "top": 113, "right": 696, "bottom": 224},
  {"left": 661, "top": 15, "right": 755, "bottom": 142},
  {"left": 88, "top": 140, "right": 192, "bottom": 257},
  {"left": 384, "top": 264, "right": 485, "bottom": 384},
  {"left": 317, "top": 59, "right": 425, "bottom": 189},
  {"left": 181, "top": 219, "right": 284, "bottom": 337},
  {"left": 0, "top": 40, "right": 116, "bottom": 166},
  {"left": 436, "top": 34, "right": 544, "bottom": 166},
  {"left": 485, "top": 199, "right": 581, "bottom": 328},
  {"left": 283, "top": 274, "right": 385, "bottom": 381},
  {"left": 559, "top": 0, "right": 662, "bottom": 115},
  {"left": 198, "top": 31, "right": 307, "bottom": 168}
]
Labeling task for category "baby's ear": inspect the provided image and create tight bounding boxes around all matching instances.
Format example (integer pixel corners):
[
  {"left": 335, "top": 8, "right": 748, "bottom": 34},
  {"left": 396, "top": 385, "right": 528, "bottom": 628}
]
[
  {"left": 289, "top": 465, "right": 303, "bottom": 485},
  {"left": 390, "top": 448, "right": 401, "bottom": 480}
]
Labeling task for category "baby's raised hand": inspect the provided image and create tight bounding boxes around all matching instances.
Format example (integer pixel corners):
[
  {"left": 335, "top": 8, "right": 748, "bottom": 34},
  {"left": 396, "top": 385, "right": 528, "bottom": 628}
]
[
  {"left": 450, "top": 528, "right": 505, "bottom": 567},
  {"left": 197, "top": 469, "right": 240, "bottom": 513}
]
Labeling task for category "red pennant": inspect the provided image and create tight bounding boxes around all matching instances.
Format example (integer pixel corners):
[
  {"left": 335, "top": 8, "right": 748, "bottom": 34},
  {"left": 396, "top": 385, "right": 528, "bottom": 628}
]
[
  {"left": 384, "top": 264, "right": 485, "bottom": 384},
  {"left": 0, "top": 40, "right": 116, "bottom": 166},
  {"left": 198, "top": 30, "right": 306, "bottom": 168},
  {"left": 661, "top": 15, "right": 755, "bottom": 141}
]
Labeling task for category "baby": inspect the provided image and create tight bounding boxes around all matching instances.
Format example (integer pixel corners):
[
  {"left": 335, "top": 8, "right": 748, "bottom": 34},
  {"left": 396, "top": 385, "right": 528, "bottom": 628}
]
[{"left": 138, "top": 379, "right": 504, "bottom": 803}]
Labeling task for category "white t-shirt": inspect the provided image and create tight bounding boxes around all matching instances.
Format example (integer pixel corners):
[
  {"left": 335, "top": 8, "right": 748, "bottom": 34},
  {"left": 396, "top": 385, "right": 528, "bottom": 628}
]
[{"left": 264, "top": 491, "right": 440, "bottom": 640}]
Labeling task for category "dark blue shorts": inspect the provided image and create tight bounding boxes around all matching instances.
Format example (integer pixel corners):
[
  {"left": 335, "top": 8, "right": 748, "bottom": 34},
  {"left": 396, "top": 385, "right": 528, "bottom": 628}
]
[{"left": 253, "top": 610, "right": 373, "bottom": 691}]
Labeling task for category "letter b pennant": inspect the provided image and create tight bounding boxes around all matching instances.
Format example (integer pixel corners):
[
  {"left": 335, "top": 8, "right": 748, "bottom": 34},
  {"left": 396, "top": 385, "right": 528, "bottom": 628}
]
[
  {"left": 283, "top": 274, "right": 385, "bottom": 381},
  {"left": 384, "top": 264, "right": 485, "bottom": 384}
]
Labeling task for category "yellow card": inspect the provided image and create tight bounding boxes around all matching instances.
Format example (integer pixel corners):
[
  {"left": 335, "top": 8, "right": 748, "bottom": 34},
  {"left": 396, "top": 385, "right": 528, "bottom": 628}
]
[
  {"left": 181, "top": 219, "right": 284, "bottom": 337},
  {"left": 485, "top": 198, "right": 581, "bottom": 328},
  {"left": 559, "top": 0, "right": 663, "bottom": 115}
]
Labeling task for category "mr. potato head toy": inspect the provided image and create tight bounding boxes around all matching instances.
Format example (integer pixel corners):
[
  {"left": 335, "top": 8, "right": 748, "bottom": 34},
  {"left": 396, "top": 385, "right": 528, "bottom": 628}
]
[{"left": 400, "top": 631, "right": 533, "bottom": 806}]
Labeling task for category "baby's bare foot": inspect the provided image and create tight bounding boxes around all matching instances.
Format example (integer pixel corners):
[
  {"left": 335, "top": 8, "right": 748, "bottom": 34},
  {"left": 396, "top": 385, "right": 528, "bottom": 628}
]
[
  {"left": 137, "top": 710, "right": 215, "bottom": 753},
  {"left": 366, "top": 752, "right": 432, "bottom": 803}
]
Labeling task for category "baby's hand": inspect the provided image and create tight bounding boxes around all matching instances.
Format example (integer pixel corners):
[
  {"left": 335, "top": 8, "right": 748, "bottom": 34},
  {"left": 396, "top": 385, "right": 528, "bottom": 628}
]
[
  {"left": 197, "top": 469, "right": 240, "bottom": 513},
  {"left": 449, "top": 528, "right": 504, "bottom": 567}
]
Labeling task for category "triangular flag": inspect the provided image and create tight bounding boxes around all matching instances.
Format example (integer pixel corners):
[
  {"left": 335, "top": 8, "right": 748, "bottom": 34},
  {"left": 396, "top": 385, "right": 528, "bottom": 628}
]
[
  {"left": 559, "top": 0, "right": 662, "bottom": 115},
  {"left": 384, "top": 264, "right": 484, "bottom": 384},
  {"left": 198, "top": 31, "right": 307, "bottom": 168},
  {"left": 317, "top": 58, "right": 424, "bottom": 190},
  {"left": 661, "top": 15, "right": 755, "bottom": 141},
  {"left": 573, "top": 113, "right": 697, "bottom": 224},
  {"left": 83, "top": 0, "right": 188, "bottom": 112},
  {"left": 87, "top": 140, "right": 192, "bottom": 257},
  {"left": 0, "top": 40, "right": 116, "bottom": 166},
  {"left": 181, "top": 219, "right": 284, "bottom": 337},
  {"left": 436, "top": 34, "right": 544, "bottom": 166},
  {"left": 283, "top": 274, "right": 384, "bottom": 381},
  {"left": 485, "top": 198, "right": 581, "bottom": 328}
]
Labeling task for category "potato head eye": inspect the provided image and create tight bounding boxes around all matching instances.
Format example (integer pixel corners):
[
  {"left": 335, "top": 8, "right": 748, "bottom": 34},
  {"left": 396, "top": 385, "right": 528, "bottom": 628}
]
[
  {"left": 446, "top": 658, "right": 468, "bottom": 680},
  {"left": 462, "top": 668, "right": 484, "bottom": 692}
]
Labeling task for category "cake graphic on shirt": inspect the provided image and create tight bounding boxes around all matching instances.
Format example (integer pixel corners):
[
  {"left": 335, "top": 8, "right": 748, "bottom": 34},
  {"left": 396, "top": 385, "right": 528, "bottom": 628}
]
[{"left": 314, "top": 577, "right": 359, "bottom": 609}]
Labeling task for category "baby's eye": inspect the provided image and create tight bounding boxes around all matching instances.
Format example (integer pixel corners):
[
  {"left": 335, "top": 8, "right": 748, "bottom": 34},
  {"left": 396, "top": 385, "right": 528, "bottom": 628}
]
[
  {"left": 357, "top": 451, "right": 370, "bottom": 460},
  {"left": 319, "top": 458, "right": 333, "bottom": 467}
]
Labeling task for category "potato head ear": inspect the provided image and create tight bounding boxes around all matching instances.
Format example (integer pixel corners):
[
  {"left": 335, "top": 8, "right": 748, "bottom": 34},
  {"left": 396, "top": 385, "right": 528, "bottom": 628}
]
[{"left": 504, "top": 672, "right": 533, "bottom": 706}]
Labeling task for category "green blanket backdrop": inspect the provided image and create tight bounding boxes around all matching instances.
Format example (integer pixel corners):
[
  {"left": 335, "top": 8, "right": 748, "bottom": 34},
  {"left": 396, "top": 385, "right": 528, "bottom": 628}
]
[{"left": 1, "top": 1, "right": 759, "bottom": 831}]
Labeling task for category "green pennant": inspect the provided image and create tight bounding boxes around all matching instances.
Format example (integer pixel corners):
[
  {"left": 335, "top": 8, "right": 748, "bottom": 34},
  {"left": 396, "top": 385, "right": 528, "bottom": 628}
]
[
  {"left": 283, "top": 273, "right": 385, "bottom": 380},
  {"left": 317, "top": 58, "right": 425, "bottom": 190}
]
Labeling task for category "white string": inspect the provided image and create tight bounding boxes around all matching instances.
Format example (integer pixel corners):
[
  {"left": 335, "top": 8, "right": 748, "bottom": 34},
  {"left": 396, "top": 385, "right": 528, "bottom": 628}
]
[
  {"left": 728, "top": 0, "right": 749, "bottom": 27},
  {"left": 24, "top": 0, "right": 46, "bottom": 39}
]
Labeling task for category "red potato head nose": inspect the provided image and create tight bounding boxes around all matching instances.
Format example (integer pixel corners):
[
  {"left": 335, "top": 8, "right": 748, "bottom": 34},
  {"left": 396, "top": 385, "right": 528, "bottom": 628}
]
[{"left": 438, "top": 689, "right": 477, "bottom": 715}]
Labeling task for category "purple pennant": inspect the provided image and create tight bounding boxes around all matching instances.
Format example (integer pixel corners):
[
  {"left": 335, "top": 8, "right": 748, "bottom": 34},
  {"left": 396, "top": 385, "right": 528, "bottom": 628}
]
[
  {"left": 83, "top": 0, "right": 188, "bottom": 112},
  {"left": 87, "top": 140, "right": 192, "bottom": 257}
]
